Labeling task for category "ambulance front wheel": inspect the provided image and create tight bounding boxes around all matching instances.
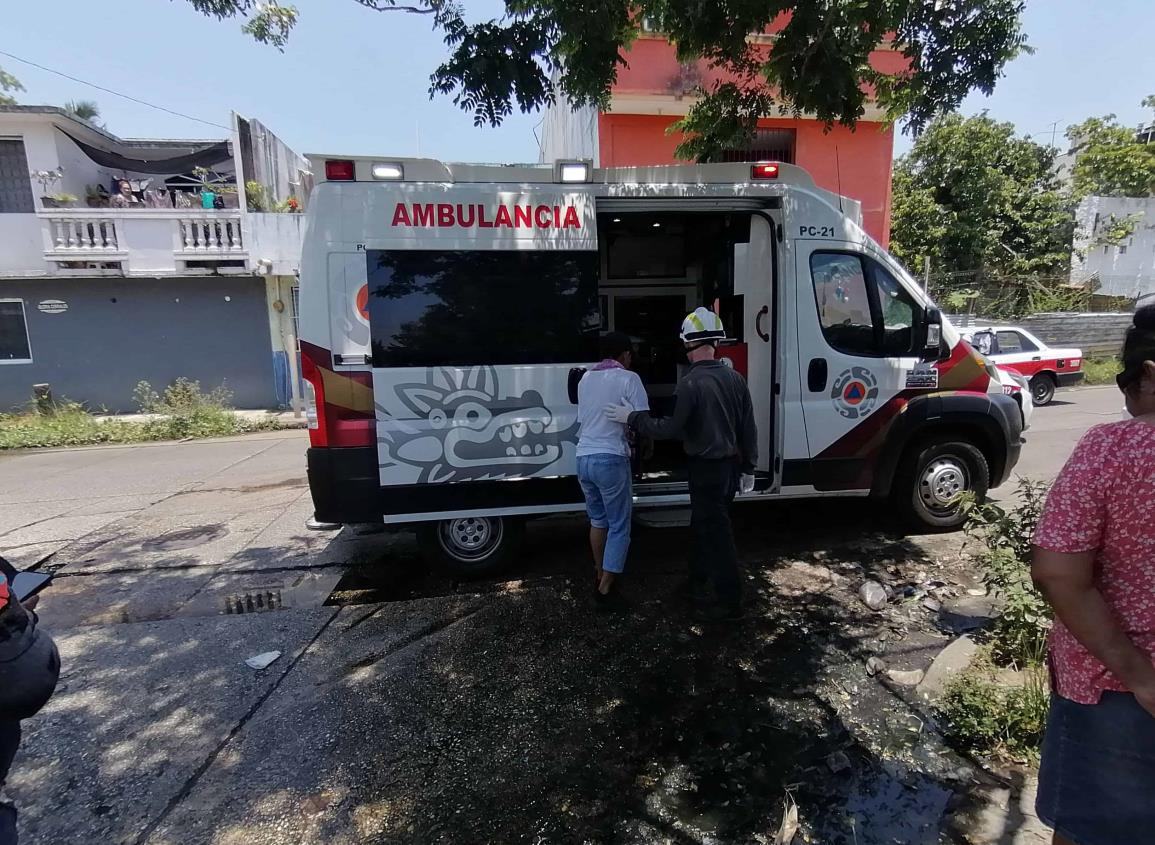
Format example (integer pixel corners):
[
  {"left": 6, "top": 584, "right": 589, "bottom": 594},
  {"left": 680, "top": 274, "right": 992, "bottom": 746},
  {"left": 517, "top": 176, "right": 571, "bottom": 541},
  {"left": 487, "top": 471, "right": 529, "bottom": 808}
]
[
  {"left": 418, "top": 516, "right": 524, "bottom": 578},
  {"left": 896, "top": 439, "right": 990, "bottom": 530}
]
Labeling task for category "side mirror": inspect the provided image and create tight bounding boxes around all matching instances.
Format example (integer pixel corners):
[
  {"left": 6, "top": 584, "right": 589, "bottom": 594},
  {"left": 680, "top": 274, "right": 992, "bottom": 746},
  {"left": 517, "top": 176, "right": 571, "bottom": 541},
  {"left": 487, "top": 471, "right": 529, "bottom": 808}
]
[{"left": 921, "top": 308, "right": 947, "bottom": 363}]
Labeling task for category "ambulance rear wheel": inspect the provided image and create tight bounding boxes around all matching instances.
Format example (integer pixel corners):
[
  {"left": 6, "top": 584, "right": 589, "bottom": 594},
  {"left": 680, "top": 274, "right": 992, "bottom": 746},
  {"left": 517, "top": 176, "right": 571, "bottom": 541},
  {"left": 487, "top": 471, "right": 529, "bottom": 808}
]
[
  {"left": 1030, "top": 374, "right": 1056, "bottom": 406},
  {"left": 896, "top": 439, "right": 989, "bottom": 530},
  {"left": 418, "top": 516, "right": 524, "bottom": 578}
]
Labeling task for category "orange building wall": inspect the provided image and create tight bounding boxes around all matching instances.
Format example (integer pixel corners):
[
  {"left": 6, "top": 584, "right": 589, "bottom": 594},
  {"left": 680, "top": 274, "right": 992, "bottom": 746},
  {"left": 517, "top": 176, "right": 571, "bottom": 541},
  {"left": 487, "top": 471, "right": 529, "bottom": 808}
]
[{"left": 598, "top": 113, "right": 895, "bottom": 245}]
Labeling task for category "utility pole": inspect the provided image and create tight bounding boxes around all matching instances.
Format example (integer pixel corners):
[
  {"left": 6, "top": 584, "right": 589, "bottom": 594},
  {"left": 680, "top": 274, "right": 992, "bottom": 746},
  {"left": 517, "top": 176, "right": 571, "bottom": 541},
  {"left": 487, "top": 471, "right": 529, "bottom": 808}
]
[{"left": 1049, "top": 121, "right": 1059, "bottom": 150}]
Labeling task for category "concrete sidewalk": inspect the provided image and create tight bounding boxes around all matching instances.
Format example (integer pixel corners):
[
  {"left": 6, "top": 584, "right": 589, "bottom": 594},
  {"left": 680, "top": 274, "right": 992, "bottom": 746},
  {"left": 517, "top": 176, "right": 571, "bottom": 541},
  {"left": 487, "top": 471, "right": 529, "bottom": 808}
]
[{"left": 92, "top": 409, "right": 308, "bottom": 429}]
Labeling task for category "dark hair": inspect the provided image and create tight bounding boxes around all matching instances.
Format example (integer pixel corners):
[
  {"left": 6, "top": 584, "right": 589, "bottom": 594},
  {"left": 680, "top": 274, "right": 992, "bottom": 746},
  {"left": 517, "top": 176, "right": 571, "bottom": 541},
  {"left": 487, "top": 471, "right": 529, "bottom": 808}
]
[
  {"left": 599, "top": 331, "right": 633, "bottom": 361},
  {"left": 1118, "top": 305, "right": 1155, "bottom": 391}
]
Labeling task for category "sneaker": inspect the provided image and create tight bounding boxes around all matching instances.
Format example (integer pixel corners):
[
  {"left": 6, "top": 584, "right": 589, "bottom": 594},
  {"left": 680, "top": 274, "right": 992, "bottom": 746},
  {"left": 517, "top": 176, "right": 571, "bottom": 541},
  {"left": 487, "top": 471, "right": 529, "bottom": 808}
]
[{"left": 594, "top": 588, "right": 630, "bottom": 613}]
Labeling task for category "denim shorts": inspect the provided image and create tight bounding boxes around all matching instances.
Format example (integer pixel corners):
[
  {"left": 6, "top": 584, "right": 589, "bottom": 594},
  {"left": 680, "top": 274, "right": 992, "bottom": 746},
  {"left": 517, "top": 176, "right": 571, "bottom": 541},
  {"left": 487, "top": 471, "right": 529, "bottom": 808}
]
[
  {"left": 1037, "top": 691, "right": 1155, "bottom": 845},
  {"left": 576, "top": 454, "right": 632, "bottom": 574}
]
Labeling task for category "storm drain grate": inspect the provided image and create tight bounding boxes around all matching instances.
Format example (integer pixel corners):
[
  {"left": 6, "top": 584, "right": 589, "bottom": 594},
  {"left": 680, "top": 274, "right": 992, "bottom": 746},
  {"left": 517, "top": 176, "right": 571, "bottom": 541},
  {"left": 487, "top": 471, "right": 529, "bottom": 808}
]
[{"left": 225, "top": 590, "right": 284, "bottom": 615}]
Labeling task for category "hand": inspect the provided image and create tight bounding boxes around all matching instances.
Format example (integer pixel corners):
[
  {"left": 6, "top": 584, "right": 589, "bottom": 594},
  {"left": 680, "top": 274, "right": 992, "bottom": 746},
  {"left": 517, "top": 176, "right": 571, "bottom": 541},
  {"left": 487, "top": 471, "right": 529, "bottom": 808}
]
[
  {"left": 605, "top": 403, "right": 633, "bottom": 424},
  {"left": 739, "top": 473, "right": 756, "bottom": 494}
]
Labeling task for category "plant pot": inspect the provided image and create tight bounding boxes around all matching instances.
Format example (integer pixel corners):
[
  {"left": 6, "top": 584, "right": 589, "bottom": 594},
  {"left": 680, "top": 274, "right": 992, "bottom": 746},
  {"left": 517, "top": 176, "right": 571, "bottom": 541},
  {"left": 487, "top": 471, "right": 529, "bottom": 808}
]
[{"left": 40, "top": 196, "right": 60, "bottom": 209}]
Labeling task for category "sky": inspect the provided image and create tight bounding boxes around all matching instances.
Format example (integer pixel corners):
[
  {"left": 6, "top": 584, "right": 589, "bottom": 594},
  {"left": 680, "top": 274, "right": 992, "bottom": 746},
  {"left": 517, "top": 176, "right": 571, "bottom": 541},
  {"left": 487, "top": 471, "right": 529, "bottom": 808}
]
[{"left": 1, "top": 0, "right": 1152, "bottom": 163}]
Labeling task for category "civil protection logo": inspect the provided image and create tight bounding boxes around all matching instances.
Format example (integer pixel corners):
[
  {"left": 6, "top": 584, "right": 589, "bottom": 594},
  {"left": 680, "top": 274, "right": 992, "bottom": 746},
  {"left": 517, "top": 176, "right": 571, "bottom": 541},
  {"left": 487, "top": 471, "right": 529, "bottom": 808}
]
[{"left": 830, "top": 367, "right": 879, "bottom": 420}]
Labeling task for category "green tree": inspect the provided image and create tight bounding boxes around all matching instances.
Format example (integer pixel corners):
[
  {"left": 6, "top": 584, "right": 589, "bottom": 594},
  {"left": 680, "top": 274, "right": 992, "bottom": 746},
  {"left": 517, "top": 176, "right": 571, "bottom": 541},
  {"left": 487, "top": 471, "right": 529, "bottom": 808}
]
[
  {"left": 0, "top": 66, "right": 23, "bottom": 106},
  {"left": 1066, "top": 106, "right": 1155, "bottom": 199},
  {"left": 184, "top": 0, "right": 1028, "bottom": 161},
  {"left": 63, "top": 100, "right": 102, "bottom": 124},
  {"left": 890, "top": 113, "right": 1073, "bottom": 276}
]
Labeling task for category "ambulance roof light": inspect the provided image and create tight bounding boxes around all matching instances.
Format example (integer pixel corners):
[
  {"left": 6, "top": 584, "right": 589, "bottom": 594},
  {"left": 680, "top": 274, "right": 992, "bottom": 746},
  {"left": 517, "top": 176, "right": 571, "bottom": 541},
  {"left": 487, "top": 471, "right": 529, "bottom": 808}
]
[
  {"left": 371, "top": 162, "right": 404, "bottom": 180},
  {"left": 325, "top": 159, "right": 356, "bottom": 181},
  {"left": 556, "top": 160, "right": 591, "bottom": 183},
  {"left": 751, "top": 163, "right": 780, "bottom": 180}
]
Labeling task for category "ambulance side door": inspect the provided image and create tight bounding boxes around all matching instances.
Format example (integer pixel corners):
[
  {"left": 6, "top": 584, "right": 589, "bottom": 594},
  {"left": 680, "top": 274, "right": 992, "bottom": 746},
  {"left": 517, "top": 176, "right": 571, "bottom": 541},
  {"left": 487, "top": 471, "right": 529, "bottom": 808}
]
[{"left": 794, "top": 240, "right": 923, "bottom": 490}]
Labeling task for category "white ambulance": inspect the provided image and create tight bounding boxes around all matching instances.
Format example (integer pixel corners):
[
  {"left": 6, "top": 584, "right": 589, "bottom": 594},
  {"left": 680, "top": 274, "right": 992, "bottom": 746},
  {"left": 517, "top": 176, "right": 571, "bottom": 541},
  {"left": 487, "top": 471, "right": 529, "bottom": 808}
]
[{"left": 299, "top": 157, "right": 1024, "bottom": 574}]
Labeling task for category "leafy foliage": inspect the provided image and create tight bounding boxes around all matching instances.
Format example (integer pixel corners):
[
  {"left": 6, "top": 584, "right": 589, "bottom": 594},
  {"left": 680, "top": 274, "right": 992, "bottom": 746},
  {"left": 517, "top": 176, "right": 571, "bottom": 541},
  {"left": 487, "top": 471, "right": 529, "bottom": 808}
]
[
  {"left": 63, "top": 100, "right": 102, "bottom": 124},
  {"left": 962, "top": 478, "right": 1052, "bottom": 667},
  {"left": 890, "top": 113, "right": 1074, "bottom": 276},
  {"left": 0, "top": 66, "right": 23, "bottom": 106},
  {"left": 184, "top": 0, "right": 1028, "bottom": 161},
  {"left": 939, "top": 650, "right": 1047, "bottom": 762},
  {"left": 1067, "top": 108, "right": 1155, "bottom": 199}
]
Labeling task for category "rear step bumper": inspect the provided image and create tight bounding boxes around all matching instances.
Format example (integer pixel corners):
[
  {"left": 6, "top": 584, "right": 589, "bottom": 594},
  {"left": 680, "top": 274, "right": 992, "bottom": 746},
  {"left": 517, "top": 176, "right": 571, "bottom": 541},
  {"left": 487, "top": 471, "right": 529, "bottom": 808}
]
[{"left": 307, "top": 446, "right": 380, "bottom": 524}]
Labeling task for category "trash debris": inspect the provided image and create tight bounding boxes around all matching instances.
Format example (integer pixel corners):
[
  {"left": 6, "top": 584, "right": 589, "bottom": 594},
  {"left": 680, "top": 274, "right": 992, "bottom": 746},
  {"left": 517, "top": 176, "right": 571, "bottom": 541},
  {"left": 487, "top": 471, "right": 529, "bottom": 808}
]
[
  {"left": 966, "top": 587, "right": 988, "bottom": 597},
  {"left": 865, "top": 656, "right": 886, "bottom": 677},
  {"left": 858, "top": 581, "right": 888, "bottom": 611},
  {"left": 775, "top": 794, "right": 800, "bottom": 845},
  {"left": 826, "top": 751, "right": 852, "bottom": 773},
  {"left": 244, "top": 650, "right": 282, "bottom": 670},
  {"left": 886, "top": 668, "right": 926, "bottom": 686},
  {"left": 922, "top": 597, "right": 943, "bottom": 613}
]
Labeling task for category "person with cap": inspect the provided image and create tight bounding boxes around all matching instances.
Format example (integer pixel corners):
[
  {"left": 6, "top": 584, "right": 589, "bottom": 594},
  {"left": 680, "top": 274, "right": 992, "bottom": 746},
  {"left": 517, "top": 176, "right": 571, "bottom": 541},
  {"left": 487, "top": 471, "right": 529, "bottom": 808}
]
[
  {"left": 0, "top": 558, "right": 59, "bottom": 845},
  {"left": 606, "top": 307, "right": 757, "bottom": 622},
  {"left": 576, "top": 331, "right": 649, "bottom": 609}
]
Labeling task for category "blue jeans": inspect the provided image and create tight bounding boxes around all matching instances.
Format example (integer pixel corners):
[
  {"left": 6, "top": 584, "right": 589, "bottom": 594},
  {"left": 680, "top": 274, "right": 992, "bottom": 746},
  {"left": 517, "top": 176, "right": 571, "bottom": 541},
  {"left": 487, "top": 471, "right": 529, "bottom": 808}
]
[{"left": 577, "top": 454, "right": 632, "bottom": 574}]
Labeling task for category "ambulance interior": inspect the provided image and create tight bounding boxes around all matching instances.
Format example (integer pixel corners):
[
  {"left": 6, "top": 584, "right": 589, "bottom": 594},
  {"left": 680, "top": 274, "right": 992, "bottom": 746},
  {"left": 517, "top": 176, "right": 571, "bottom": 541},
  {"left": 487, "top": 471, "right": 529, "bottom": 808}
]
[{"left": 595, "top": 211, "right": 755, "bottom": 484}]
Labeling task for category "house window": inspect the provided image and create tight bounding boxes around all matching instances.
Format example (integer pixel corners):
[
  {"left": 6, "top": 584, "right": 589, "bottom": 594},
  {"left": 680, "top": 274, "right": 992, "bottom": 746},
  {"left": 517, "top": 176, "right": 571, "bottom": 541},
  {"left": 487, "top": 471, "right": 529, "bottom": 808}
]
[
  {"left": 0, "top": 140, "right": 35, "bottom": 213},
  {"left": 0, "top": 300, "right": 32, "bottom": 363},
  {"left": 1120, "top": 243, "right": 1129, "bottom": 255},
  {"left": 713, "top": 129, "right": 797, "bottom": 164}
]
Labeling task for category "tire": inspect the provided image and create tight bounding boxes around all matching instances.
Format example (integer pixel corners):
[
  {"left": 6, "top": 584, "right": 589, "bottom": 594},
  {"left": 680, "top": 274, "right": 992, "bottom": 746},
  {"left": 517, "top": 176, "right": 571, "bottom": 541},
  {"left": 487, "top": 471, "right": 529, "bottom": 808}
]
[
  {"left": 1030, "top": 373, "right": 1056, "bottom": 406},
  {"left": 895, "top": 439, "right": 990, "bottom": 531},
  {"left": 417, "top": 516, "right": 524, "bottom": 578}
]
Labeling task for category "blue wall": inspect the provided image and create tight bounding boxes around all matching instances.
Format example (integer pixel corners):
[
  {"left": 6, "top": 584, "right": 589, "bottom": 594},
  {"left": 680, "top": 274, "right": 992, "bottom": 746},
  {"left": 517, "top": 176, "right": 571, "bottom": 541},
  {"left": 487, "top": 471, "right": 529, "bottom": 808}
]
[{"left": 0, "top": 276, "right": 277, "bottom": 413}]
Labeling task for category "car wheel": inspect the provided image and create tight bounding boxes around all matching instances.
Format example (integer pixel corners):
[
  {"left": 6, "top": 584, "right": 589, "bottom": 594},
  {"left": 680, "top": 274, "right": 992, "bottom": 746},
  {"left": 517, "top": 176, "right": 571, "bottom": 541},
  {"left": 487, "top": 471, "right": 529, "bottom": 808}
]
[
  {"left": 1030, "top": 374, "right": 1056, "bottom": 406},
  {"left": 418, "top": 516, "right": 524, "bottom": 578},
  {"left": 895, "top": 439, "right": 990, "bottom": 531}
]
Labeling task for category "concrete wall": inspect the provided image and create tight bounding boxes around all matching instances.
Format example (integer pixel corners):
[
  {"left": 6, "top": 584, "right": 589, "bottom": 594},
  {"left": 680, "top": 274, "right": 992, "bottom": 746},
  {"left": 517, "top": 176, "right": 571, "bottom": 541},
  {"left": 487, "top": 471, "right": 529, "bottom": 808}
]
[
  {"left": 0, "top": 215, "right": 48, "bottom": 276},
  {"left": 246, "top": 213, "right": 305, "bottom": 276},
  {"left": 1071, "top": 196, "right": 1155, "bottom": 299},
  {"left": 950, "top": 312, "right": 1134, "bottom": 358},
  {"left": 0, "top": 276, "right": 277, "bottom": 412}
]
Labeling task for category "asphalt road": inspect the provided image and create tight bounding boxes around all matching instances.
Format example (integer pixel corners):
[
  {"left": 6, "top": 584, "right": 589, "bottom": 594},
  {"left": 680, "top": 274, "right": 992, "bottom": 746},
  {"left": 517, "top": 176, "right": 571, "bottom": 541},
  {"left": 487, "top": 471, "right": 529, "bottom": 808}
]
[{"left": 0, "top": 387, "right": 1116, "bottom": 844}]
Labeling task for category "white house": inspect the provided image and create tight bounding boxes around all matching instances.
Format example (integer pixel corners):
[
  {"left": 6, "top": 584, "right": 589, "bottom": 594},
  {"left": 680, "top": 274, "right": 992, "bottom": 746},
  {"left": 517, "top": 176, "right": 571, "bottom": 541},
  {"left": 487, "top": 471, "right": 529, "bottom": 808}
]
[
  {"left": 1071, "top": 195, "right": 1155, "bottom": 303},
  {"left": 0, "top": 106, "right": 309, "bottom": 411}
]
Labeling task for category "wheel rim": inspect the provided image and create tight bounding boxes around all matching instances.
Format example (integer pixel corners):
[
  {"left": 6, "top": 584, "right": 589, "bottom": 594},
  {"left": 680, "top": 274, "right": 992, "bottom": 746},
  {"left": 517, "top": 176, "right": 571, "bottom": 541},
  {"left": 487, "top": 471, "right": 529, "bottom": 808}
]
[
  {"left": 438, "top": 517, "right": 503, "bottom": 562},
  {"left": 918, "top": 457, "right": 970, "bottom": 513},
  {"left": 1032, "top": 380, "right": 1053, "bottom": 404}
]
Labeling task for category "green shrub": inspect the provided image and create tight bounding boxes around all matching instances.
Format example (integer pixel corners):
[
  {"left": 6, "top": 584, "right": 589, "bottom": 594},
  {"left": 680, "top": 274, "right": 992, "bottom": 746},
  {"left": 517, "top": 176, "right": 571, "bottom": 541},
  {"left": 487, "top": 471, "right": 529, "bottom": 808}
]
[
  {"left": 962, "top": 479, "right": 1052, "bottom": 667},
  {"left": 940, "top": 653, "right": 1048, "bottom": 762},
  {"left": 1081, "top": 357, "right": 1120, "bottom": 386}
]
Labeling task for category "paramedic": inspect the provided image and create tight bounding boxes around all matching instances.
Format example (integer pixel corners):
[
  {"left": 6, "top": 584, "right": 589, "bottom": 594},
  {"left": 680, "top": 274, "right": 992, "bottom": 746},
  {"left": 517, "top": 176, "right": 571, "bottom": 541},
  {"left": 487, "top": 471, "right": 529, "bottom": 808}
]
[
  {"left": 607, "top": 308, "right": 757, "bottom": 622},
  {"left": 577, "top": 332, "right": 649, "bottom": 607}
]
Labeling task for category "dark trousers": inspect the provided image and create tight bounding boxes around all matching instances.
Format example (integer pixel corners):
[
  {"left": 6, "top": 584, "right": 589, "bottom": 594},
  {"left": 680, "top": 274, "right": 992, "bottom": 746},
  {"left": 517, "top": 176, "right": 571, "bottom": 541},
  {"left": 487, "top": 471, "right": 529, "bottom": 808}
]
[
  {"left": 687, "top": 457, "right": 742, "bottom": 609},
  {"left": 0, "top": 720, "right": 19, "bottom": 845}
]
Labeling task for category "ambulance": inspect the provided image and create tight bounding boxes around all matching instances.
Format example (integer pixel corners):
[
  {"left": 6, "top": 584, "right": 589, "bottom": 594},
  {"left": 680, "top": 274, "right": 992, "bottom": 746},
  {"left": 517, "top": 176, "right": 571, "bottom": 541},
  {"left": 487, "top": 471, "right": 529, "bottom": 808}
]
[{"left": 299, "top": 157, "right": 1024, "bottom": 574}]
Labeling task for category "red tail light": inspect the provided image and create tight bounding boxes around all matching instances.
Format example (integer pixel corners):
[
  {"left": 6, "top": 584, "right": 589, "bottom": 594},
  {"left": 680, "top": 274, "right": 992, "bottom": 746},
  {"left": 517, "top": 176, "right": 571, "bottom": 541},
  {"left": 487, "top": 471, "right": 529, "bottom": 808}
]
[
  {"left": 751, "top": 163, "right": 780, "bottom": 179},
  {"left": 325, "top": 159, "right": 356, "bottom": 181},
  {"left": 300, "top": 347, "right": 375, "bottom": 448}
]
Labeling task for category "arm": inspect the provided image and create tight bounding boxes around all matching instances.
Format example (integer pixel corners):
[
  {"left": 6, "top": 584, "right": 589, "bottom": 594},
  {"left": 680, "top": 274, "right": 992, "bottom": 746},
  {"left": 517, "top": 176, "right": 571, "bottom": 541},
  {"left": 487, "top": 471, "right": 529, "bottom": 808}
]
[
  {"left": 629, "top": 379, "right": 695, "bottom": 441},
  {"left": 1032, "top": 548, "right": 1155, "bottom": 713}
]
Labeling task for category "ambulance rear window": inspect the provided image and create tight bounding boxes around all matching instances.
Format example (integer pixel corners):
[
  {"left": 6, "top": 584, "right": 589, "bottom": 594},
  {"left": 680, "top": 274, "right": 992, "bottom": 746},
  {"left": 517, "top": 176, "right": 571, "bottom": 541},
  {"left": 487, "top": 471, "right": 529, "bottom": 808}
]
[{"left": 367, "top": 249, "right": 599, "bottom": 367}]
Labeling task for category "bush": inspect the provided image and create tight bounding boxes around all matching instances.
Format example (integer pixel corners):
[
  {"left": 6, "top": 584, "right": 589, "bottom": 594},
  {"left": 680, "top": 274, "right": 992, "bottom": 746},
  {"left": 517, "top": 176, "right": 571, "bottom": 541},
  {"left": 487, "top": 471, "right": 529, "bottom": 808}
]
[
  {"left": 0, "top": 402, "right": 141, "bottom": 449},
  {"left": 940, "top": 653, "right": 1048, "bottom": 762},
  {"left": 133, "top": 378, "right": 246, "bottom": 439},
  {"left": 963, "top": 479, "right": 1052, "bottom": 667},
  {"left": 1081, "top": 357, "right": 1120, "bottom": 386}
]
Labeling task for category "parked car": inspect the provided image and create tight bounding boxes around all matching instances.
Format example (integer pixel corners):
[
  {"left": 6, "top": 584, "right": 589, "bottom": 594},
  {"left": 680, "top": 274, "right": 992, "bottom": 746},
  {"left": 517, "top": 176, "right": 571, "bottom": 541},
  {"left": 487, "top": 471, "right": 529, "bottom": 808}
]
[
  {"left": 964, "top": 326, "right": 1083, "bottom": 406},
  {"left": 996, "top": 365, "right": 1033, "bottom": 429}
]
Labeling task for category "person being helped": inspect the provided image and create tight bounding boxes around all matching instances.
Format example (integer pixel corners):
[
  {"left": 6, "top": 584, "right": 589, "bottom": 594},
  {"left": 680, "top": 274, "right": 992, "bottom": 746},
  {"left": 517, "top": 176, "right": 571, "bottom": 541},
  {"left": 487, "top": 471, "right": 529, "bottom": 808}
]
[
  {"left": 577, "top": 332, "right": 649, "bottom": 609},
  {"left": 0, "top": 558, "right": 60, "bottom": 845},
  {"left": 1030, "top": 304, "right": 1155, "bottom": 845},
  {"left": 607, "top": 308, "right": 756, "bottom": 622}
]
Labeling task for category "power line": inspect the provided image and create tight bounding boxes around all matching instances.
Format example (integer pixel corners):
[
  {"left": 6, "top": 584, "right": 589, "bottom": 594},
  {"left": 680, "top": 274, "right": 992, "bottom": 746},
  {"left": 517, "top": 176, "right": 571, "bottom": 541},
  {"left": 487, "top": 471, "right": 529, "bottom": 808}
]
[{"left": 0, "top": 48, "right": 231, "bottom": 132}]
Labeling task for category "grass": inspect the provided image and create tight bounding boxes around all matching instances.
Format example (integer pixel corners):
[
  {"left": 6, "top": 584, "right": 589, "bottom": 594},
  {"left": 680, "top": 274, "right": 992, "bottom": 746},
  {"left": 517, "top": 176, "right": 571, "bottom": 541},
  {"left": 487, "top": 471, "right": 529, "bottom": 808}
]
[
  {"left": 1081, "top": 357, "right": 1120, "bottom": 386},
  {"left": 939, "top": 647, "right": 1049, "bottom": 763},
  {"left": 0, "top": 379, "right": 288, "bottom": 450}
]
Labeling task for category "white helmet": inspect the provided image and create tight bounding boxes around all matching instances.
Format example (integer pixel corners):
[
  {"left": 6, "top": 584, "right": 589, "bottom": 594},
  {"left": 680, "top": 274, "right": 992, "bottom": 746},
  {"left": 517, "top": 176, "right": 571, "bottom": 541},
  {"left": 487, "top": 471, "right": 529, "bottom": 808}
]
[{"left": 680, "top": 307, "right": 726, "bottom": 344}]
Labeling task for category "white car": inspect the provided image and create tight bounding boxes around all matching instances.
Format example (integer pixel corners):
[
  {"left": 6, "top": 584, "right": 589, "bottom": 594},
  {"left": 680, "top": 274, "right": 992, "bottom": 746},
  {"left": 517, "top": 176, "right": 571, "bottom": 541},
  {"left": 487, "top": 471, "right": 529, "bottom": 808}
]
[
  {"left": 995, "top": 365, "right": 1033, "bottom": 430},
  {"left": 964, "top": 326, "right": 1083, "bottom": 406}
]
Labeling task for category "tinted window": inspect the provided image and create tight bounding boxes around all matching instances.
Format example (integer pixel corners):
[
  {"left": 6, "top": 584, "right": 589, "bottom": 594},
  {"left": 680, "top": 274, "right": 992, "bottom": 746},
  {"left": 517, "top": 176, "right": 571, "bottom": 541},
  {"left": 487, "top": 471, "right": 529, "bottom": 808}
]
[
  {"left": 996, "top": 330, "right": 1037, "bottom": 354},
  {"left": 810, "top": 253, "right": 921, "bottom": 357},
  {"left": 0, "top": 300, "right": 31, "bottom": 361},
  {"left": 810, "top": 253, "right": 875, "bottom": 355},
  {"left": 368, "top": 250, "right": 599, "bottom": 367}
]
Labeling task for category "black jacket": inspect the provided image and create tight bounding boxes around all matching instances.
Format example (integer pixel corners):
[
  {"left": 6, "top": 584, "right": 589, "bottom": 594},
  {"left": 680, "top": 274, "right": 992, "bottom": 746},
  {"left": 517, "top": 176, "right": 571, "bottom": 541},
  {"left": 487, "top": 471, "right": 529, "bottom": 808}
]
[{"left": 629, "top": 359, "right": 758, "bottom": 473}]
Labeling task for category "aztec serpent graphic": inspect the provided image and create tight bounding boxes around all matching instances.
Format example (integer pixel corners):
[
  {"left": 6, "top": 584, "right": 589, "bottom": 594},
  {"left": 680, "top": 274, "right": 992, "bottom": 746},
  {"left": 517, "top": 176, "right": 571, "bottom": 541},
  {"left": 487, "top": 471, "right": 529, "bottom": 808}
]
[{"left": 376, "top": 366, "right": 578, "bottom": 484}]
